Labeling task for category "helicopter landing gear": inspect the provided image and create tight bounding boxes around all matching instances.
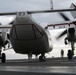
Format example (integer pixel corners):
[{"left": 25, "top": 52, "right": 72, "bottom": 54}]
[
  {"left": 67, "top": 50, "right": 73, "bottom": 60},
  {"left": 1, "top": 53, "right": 6, "bottom": 63},
  {"left": 39, "top": 54, "right": 46, "bottom": 62},
  {"left": 0, "top": 49, "right": 6, "bottom": 63}
]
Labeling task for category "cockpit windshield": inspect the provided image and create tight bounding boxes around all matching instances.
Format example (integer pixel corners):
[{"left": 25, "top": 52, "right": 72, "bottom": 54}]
[{"left": 11, "top": 24, "right": 43, "bottom": 40}]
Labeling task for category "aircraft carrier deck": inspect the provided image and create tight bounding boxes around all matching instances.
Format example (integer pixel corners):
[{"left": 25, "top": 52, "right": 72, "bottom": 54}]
[{"left": 0, "top": 57, "right": 76, "bottom": 75}]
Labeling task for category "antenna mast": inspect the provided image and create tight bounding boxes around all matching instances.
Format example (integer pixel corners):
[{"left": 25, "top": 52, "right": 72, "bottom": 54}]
[{"left": 50, "top": 0, "right": 53, "bottom": 10}]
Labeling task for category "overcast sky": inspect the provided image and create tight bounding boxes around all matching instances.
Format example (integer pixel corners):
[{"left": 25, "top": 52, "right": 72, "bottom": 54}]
[
  {"left": 0, "top": 0, "right": 76, "bottom": 24},
  {"left": 0, "top": 0, "right": 75, "bottom": 11},
  {"left": 1, "top": 0, "right": 76, "bottom": 59}
]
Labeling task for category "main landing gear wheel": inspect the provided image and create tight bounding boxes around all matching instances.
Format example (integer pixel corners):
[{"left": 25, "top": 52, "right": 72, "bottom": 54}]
[
  {"left": 1, "top": 53, "right": 6, "bottom": 63},
  {"left": 39, "top": 55, "right": 46, "bottom": 62},
  {"left": 67, "top": 50, "right": 72, "bottom": 60}
]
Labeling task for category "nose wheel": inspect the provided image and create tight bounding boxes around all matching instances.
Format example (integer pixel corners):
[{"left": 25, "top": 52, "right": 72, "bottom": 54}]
[{"left": 39, "top": 54, "right": 46, "bottom": 62}]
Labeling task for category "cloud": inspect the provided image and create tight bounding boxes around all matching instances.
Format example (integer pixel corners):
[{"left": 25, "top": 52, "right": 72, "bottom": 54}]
[
  {"left": 0, "top": 0, "right": 50, "bottom": 12},
  {"left": 0, "top": 0, "right": 75, "bottom": 24},
  {"left": 0, "top": 16, "right": 15, "bottom": 24},
  {"left": 53, "top": 0, "right": 76, "bottom": 9},
  {"left": 0, "top": 0, "right": 75, "bottom": 12}
]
